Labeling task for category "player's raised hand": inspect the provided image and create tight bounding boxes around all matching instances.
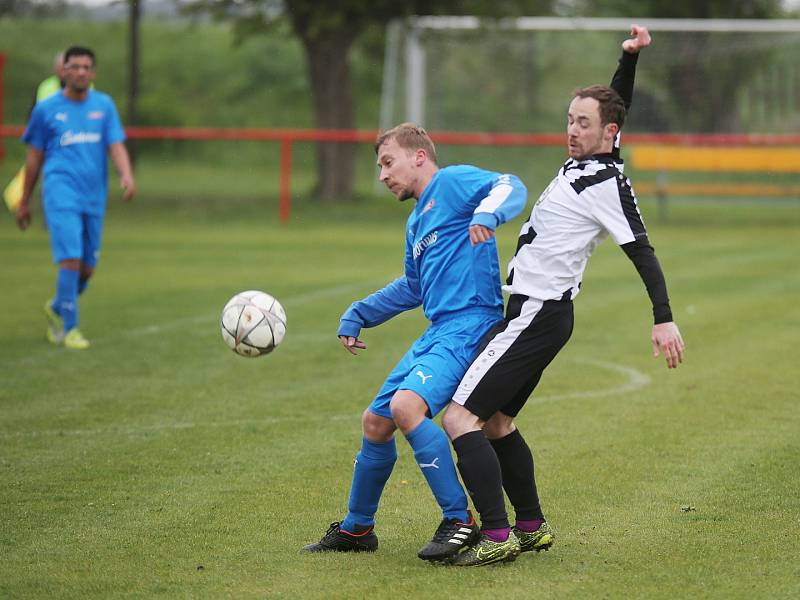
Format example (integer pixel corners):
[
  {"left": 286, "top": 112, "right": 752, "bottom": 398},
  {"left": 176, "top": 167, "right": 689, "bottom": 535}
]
[
  {"left": 469, "top": 224, "right": 495, "bottom": 246},
  {"left": 651, "top": 321, "right": 685, "bottom": 369},
  {"left": 340, "top": 335, "right": 367, "bottom": 355},
  {"left": 622, "top": 24, "right": 652, "bottom": 54}
]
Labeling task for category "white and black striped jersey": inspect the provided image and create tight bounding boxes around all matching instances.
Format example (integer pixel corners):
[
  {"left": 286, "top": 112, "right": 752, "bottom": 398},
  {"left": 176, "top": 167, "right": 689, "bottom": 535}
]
[
  {"left": 504, "top": 152, "right": 647, "bottom": 302},
  {"left": 505, "top": 49, "right": 672, "bottom": 323}
]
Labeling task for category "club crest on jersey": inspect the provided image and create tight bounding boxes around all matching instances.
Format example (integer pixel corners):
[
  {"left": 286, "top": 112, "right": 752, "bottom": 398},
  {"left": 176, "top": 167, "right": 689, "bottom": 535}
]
[
  {"left": 55, "top": 112, "right": 68, "bottom": 122},
  {"left": 422, "top": 198, "right": 436, "bottom": 214},
  {"left": 88, "top": 111, "right": 105, "bottom": 120}
]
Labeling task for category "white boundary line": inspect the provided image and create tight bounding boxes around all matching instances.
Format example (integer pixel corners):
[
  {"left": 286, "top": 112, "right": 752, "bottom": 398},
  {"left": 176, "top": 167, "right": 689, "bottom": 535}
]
[
  {"left": 0, "top": 281, "right": 381, "bottom": 369},
  {"left": 0, "top": 357, "right": 650, "bottom": 439},
  {"left": 527, "top": 358, "right": 652, "bottom": 404},
  {"left": 100, "top": 281, "right": 376, "bottom": 340}
]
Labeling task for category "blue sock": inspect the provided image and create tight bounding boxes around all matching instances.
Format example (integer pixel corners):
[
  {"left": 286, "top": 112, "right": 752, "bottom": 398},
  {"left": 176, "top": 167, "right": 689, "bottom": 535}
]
[
  {"left": 406, "top": 418, "right": 468, "bottom": 522},
  {"left": 342, "top": 437, "right": 397, "bottom": 531},
  {"left": 54, "top": 268, "right": 79, "bottom": 332},
  {"left": 78, "top": 277, "right": 89, "bottom": 295}
]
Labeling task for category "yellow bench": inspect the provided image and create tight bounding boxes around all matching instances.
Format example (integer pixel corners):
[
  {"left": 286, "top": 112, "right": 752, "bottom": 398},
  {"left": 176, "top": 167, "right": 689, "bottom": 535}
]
[{"left": 630, "top": 145, "right": 800, "bottom": 203}]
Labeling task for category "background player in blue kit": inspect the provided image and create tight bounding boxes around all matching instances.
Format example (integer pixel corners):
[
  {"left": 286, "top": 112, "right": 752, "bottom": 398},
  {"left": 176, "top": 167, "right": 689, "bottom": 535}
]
[
  {"left": 16, "top": 46, "right": 135, "bottom": 350},
  {"left": 303, "top": 123, "right": 527, "bottom": 561}
]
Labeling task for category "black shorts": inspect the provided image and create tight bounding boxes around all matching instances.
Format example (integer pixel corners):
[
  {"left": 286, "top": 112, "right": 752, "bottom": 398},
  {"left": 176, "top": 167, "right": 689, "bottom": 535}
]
[{"left": 452, "top": 294, "right": 574, "bottom": 421}]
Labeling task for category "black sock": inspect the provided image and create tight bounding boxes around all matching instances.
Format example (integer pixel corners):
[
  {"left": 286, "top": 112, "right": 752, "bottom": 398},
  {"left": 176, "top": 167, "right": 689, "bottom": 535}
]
[
  {"left": 490, "top": 428, "right": 544, "bottom": 521},
  {"left": 452, "top": 430, "right": 509, "bottom": 530}
]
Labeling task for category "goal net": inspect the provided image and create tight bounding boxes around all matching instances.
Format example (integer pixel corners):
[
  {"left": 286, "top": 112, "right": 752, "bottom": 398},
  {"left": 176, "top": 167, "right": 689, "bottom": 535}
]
[
  {"left": 378, "top": 17, "right": 800, "bottom": 201},
  {"left": 380, "top": 17, "right": 800, "bottom": 136}
]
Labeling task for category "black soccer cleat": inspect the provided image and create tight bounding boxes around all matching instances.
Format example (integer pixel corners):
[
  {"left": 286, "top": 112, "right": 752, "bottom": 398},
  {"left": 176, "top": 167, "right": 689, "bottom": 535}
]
[
  {"left": 302, "top": 521, "right": 378, "bottom": 553},
  {"left": 417, "top": 510, "right": 480, "bottom": 561}
]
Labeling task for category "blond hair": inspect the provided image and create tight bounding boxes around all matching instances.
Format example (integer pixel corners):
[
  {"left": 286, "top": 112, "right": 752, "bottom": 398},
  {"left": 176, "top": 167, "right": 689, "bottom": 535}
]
[{"left": 375, "top": 122, "right": 438, "bottom": 165}]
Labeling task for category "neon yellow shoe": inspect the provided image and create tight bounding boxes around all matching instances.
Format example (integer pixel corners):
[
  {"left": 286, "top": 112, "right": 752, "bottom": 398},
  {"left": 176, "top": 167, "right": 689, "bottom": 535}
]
[
  {"left": 513, "top": 521, "right": 555, "bottom": 553},
  {"left": 450, "top": 531, "right": 521, "bottom": 566},
  {"left": 44, "top": 300, "right": 64, "bottom": 344},
  {"left": 63, "top": 328, "right": 90, "bottom": 350}
]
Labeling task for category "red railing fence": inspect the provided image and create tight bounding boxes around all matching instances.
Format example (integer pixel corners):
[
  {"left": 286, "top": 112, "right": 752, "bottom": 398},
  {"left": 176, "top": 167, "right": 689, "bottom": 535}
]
[{"left": 1, "top": 123, "right": 799, "bottom": 222}]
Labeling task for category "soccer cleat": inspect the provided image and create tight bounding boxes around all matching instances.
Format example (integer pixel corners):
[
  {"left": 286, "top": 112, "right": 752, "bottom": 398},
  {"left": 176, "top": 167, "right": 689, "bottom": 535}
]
[
  {"left": 302, "top": 521, "right": 378, "bottom": 553},
  {"left": 513, "top": 521, "right": 555, "bottom": 553},
  {"left": 44, "top": 300, "right": 64, "bottom": 344},
  {"left": 418, "top": 511, "right": 480, "bottom": 561},
  {"left": 450, "top": 531, "right": 521, "bottom": 567},
  {"left": 63, "top": 328, "right": 90, "bottom": 350}
]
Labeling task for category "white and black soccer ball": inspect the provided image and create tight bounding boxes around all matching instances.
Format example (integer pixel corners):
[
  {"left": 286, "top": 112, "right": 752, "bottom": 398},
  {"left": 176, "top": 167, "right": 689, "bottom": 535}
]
[{"left": 220, "top": 290, "right": 287, "bottom": 357}]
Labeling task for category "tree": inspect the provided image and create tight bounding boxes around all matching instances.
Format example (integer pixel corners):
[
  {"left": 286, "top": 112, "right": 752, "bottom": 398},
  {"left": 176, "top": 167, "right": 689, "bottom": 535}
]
[
  {"left": 281, "top": 0, "right": 396, "bottom": 201},
  {"left": 188, "top": 0, "right": 555, "bottom": 201}
]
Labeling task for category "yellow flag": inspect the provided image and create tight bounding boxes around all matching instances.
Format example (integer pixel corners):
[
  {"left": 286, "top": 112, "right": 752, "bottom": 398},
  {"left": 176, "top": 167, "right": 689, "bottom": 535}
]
[{"left": 3, "top": 165, "right": 25, "bottom": 212}]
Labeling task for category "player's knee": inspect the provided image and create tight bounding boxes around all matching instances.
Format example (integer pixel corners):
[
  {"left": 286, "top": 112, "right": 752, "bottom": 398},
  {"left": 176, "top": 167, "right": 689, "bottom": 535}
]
[
  {"left": 442, "top": 402, "right": 482, "bottom": 439},
  {"left": 361, "top": 409, "right": 395, "bottom": 442},
  {"left": 483, "top": 413, "right": 516, "bottom": 440},
  {"left": 59, "top": 259, "right": 80, "bottom": 271},
  {"left": 389, "top": 392, "right": 427, "bottom": 434}
]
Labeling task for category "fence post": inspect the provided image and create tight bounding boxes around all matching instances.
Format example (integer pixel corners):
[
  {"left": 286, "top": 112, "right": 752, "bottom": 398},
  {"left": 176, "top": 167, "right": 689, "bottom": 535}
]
[
  {"left": 279, "top": 137, "right": 292, "bottom": 223},
  {"left": 0, "top": 53, "right": 6, "bottom": 160},
  {"left": 656, "top": 170, "right": 668, "bottom": 222}
]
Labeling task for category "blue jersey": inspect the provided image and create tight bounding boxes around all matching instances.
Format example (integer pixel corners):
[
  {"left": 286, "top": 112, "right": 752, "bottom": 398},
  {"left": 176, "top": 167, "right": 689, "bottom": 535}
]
[
  {"left": 22, "top": 90, "right": 125, "bottom": 215},
  {"left": 339, "top": 165, "right": 527, "bottom": 336}
]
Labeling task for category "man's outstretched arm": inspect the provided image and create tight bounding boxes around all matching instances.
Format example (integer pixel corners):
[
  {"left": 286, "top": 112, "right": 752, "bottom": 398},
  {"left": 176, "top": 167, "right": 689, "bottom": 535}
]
[
  {"left": 610, "top": 24, "right": 651, "bottom": 109},
  {"left": 338, "top": 276, "right": 422, "bottom": 355},
  {"left": 621, "top": 239, "right": 685, "bottom": 369}
]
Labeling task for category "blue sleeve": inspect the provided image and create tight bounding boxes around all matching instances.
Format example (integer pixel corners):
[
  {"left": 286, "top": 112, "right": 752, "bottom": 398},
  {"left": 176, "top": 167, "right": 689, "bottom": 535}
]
[
  {"left": 22, "top": 104, "right": 46, "bottom": 151},
  {"left": 469, "top": 173, "right": 528, "bottom": 230},
  {"left": 338, "top": 276, "right": 422, "bottom": 338},
  {"left": 105, "top": 97, "right": 126, "bottom": 144}
]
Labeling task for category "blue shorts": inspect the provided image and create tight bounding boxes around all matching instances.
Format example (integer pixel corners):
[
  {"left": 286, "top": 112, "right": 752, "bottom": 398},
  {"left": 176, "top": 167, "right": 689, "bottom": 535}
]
[
  {"left": 368, "top": 308, "right": 502, "bottom": 420},
  {"left": 45, "top": 209, "right": 104, "bottom": 267}
]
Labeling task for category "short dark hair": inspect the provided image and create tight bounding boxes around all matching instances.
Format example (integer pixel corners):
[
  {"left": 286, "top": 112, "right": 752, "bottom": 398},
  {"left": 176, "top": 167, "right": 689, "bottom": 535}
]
[
  {"left": 64, "top": 46, "right": 96, "bottom": 67},
  {"left": 375, "top": 122, "right": 438, "bottom": 165},
  {"left": 572, "top": 85, "right": 626, "bottom": 129}
]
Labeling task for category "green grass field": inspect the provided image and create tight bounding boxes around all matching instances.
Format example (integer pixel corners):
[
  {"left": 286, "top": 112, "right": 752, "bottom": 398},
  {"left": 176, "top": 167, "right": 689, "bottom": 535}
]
[{"left": 1, "top": 187, "right": 799, "bottom": 599}]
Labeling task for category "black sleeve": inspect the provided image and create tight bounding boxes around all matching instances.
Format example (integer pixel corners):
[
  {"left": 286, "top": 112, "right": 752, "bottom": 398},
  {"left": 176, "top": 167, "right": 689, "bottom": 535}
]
[
  {"left": 620, "top": 237, "right": 673, "bottom": 324},
  {"left": 610, "top": 50, "right": 639, "bottom": 110}
]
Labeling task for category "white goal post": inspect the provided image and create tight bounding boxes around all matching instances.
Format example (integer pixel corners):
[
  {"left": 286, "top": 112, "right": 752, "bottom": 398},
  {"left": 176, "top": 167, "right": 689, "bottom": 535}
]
[{"left": 379, "top": 16, "right": 800, "bottom": 133}]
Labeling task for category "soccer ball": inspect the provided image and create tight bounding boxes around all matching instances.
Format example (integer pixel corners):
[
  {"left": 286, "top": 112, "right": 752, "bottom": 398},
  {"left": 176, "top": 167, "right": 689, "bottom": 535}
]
[{"left": 220, "top": 290, "right": 287, "bottom": 357}]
